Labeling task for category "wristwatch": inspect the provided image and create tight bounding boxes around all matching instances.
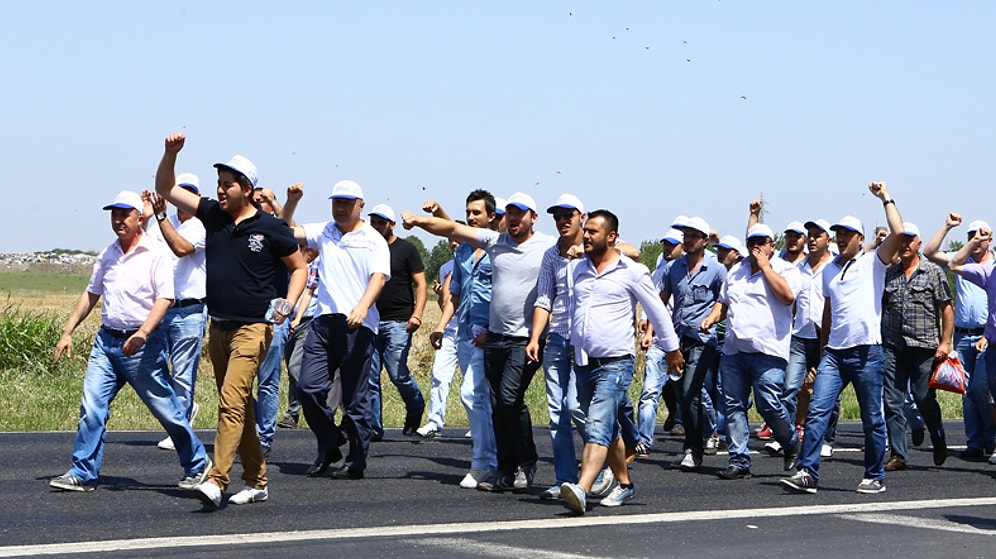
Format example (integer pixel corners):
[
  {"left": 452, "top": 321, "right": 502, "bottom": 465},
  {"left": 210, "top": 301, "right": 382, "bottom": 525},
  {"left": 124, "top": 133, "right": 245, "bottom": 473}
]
[{"left": 155, "top": 211, "right": 168, "bottom": 222}]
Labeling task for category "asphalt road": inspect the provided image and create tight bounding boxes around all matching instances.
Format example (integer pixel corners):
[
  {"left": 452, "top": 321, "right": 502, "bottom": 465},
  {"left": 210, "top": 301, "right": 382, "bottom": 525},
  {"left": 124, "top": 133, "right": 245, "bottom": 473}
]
[{"left": 3, "top": 421, "right": 996, "bottom": 558}]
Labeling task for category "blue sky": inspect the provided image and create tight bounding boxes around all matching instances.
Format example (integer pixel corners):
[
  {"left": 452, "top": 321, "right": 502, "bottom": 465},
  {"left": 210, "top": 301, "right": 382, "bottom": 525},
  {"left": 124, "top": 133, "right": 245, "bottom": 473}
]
[{"left": 3, "top": 1, "right": 994, "bottom": 253}]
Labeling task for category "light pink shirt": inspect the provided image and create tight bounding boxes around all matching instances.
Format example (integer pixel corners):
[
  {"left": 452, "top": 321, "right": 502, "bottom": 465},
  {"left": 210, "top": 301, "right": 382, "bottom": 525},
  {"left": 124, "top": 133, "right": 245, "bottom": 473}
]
[{"left": 87, "top": 233, "right": 174, "bottom": 330}]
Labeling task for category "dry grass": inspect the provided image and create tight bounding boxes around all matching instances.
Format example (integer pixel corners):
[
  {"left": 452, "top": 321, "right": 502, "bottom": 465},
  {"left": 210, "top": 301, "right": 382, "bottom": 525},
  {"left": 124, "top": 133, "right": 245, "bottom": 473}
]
[{"left": 0, "top": 280, "right": 965, "bottom": 432}]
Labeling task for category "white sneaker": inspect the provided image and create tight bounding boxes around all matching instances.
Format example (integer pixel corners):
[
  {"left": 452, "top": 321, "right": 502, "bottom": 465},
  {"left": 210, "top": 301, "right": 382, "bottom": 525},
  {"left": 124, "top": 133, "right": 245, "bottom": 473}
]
[
  {"left": 988, "top": 452, "right": 996, "bottom": 465},
  {"left": 539, "top": 484, "right": 562, "bottom": 500},
  {"left": 600, "top": 484, "right": 636, "bottom": 507},
  {"left": 157, "top": 436, "right": 175, "bottom": 451},
  {"left": 228, "top": 485, "right": 268, "bottom": 505},
  {"left": 821, "top": 443, "right": 834, "bottom": 458},
  {"left": 194, "top": 481, "right": 222, "bottom": 508},
  {"left": 460, "top": 468, "right": 494, "bottom": 489},
  {"left": 764, "top": 441, "right": 783, "bottom": 455},
  {"left": 560, "top": 482, "right": 587, "bottom": 515},
  {"left": 590, "top": 467, "right": 616, "bottom": 497},
  {"left": 679, "top": 449, "right": 702, "bottom": 471},
  {"left": 416, "top": 422, "right": 440, "bottom": 439},
  {"left": 464, "top": 430, "right": 472, "bottom": 438}
]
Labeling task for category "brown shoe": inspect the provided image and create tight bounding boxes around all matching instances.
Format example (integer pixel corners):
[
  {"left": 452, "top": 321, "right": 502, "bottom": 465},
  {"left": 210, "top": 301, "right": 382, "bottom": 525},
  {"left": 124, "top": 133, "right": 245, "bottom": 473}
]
[{"left": 884, "top": 455, "right": 907, "bottom": 471}]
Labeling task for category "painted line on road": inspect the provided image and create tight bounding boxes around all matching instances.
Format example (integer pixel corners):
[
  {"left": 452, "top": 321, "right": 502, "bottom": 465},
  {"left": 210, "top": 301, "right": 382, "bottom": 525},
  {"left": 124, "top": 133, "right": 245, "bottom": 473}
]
[
  {"left": 404, "top": 537, "right": 604, "bottom": 559},
  {"left": 838, "top": 512, "right": 996, "bottom": 536},
  {"left": 3, "top": 497, "right": 996, "bottom": 557}
]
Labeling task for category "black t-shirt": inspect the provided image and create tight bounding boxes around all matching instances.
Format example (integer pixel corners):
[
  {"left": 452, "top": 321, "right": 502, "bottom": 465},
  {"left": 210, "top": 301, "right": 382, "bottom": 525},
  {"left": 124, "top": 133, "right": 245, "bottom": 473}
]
[
  {"left": 196, "top": 199, "right": 299, "bottom": 322},
  {"left": 376, "top": 237, "right": 424, "bottom": 322}
]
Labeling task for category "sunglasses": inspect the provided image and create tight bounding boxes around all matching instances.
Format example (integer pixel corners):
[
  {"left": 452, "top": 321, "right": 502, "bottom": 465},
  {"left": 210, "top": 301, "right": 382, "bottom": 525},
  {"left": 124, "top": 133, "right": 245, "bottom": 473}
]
[{"left": 552, "top": 212, "right": 575, "bottom": 221}]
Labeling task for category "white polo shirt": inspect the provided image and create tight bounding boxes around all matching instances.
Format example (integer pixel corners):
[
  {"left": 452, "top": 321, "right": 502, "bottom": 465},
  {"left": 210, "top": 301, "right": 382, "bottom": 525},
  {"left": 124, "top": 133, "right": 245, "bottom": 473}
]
[
  {"left": 304, "top": 220, "right": 391, "bottom": 334},
  {"left": 719, "top": 256, "right": 801, "bottom": 361},
  {"left": 148, "top": 215, "right": 207, "bottom": 300},
  {"left": 87, "top": 233, "right": 174, "bottom": 330},
  {"left": 792, "top": 255, "right": 830, "bottom": 340},
  {"left": 823, "top": 249, "right": 888, "bottom": 350}
]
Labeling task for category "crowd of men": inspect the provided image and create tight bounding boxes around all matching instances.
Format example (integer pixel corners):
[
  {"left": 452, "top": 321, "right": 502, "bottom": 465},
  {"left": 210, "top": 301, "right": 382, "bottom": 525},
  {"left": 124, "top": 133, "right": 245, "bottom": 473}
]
[{"left": 48, "top": 132, "right": 996, "bottom": 515}]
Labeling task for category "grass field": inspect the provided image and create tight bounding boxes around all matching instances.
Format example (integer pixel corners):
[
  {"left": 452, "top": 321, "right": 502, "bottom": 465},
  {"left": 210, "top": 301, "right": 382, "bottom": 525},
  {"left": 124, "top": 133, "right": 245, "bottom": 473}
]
[{"left": 0, "top": 270, "right": 965, "bottom": 433}]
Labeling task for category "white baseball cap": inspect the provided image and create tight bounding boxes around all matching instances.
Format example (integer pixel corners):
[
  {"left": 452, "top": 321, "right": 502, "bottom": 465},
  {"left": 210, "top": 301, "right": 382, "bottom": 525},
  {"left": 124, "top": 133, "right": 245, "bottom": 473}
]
[
  {"left": 368, "top": 203, "right": 395, "bottom": 222},
  {"left": 784, "top": 221, "right": 806, "bottom": 235},
  {"left": 494, "top": 197, "right": 508, "bottom": 215},
  {"left": 506, "top": 192, "right": 537, "bottom": 213},
  {"left": 804, "top": 219, "right": 831, "bottom": 234},
  {"left": 902, "top": 222, "right": 920, "bottom": 237},
  {"left": 214, "top": 154, "right": 258, "bottom": 188},
  {"left": 328, "top": 179, "right": 364, "bottom": 200},
  {"left": 660, "top": 228, "right": 683, "bottom": 245},
  {"left": 715, "top": 235, "right": 744, "bottom": 253},
  {"left": 967, "top": 220, "right": 991, "bottom": 234},
  {"left": 747, "top": 223, "right": 775, "bottom": 241},
  {"left": 670, "top": 215, "right": 690, "bottom": 228},
  {"left": 681, "top": 216, "right": 710, "bottom": 237},
  {"left": 831, "top": 215, "right": 865, "bottom": 237},
  {"left": 546, "top": 193, "right": 585, "bottom": 215},
  {"left": 176, "top": 172, "right": 200, "bottom": 194},
  {"left": 102, "top": 190, "right": 143, "bottom": 213}
]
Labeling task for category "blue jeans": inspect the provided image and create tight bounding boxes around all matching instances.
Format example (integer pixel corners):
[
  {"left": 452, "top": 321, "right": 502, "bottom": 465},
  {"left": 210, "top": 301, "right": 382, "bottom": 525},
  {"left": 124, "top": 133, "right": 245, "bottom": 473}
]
[
  {"left": 785, "top": 336, "right": 819, "bottom": 423},
  {"left": 369, "top": 320, "right": 426, "bottom": 437},
  {"left": 69, "top": 328, "right": 208, "bottom": 483},
  {"left": 576, "top": 357, "right": 635, "bottom": 447},
  {"left": 485, "top": 333, "right": 542, "bottom": 475},
  {"left": 722, "top": 352, "right": 796, "bottom": 469},
  {"left": 798, "top": 345, "right": 886, "bottom": 483},
  {"left": 458, "top": 337, "right": 497, "bottom": 470},
  {"left": 637, "top": 344, "right": 668, "bottom": 445},
  {"left": 883, "top": 346, "right": 945, "bottom": 462},
  {"left": 162, "top": 303, "right": 207, "bottom": 420},
  {"left": 543, "top": 333, "right": 584, "bottom": 484},
  {"left": 676, "top": 337, "right": 720, "bottom": 455},
  {"left": 255, "top": 319, "right": 290, "bottom": 452},
  {"left": 957, "top": 332, "right": 995, "bottom": 451},
  {"left": 299, "top": 314, "right": 375, "bottom": 472},
  {"left": 702, "top": 360, "right": 724, "bottom": 438},
  {"left": 426, "top": 327, "right": 459, "bottom": 428}
]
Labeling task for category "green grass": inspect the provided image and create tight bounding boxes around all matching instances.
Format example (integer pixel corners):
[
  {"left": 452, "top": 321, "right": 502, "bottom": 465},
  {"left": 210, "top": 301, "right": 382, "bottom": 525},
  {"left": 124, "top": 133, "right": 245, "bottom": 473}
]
[{"left": 0, "top": 270, "right": 90, "bottom": 294}]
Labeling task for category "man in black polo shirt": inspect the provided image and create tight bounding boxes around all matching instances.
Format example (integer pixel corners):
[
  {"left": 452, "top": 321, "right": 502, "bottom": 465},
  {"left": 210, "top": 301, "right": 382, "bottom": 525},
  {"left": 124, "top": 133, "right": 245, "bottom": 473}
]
[
  {"left": 156, "top": 132, "right": 306, "bottom": 508},
  {"left": 367, "top": 204, "right": 428, "bottom": 438}
]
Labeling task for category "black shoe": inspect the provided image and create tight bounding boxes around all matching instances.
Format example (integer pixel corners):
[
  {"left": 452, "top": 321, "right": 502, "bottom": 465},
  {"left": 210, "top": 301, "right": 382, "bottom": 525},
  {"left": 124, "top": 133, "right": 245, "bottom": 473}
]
[
  {"left": 662, "top": 417, "right": 678, "bottom": 432},
  {"left": 784, "top": 439, "right": 802, "bottom": 471},
  {"left": 477, "top": 472, "right": 513, "bottom": 492},
  {"left": 403, "top": 411, "right": 423, "bottom": 437},
  {"left": 961, "top": 447, "right": 986, "bottom": 461},
  {"left": 306, "top": 446, "right": 343, "bottom": 477},
  {"left": 933, "top": 441, "right": 948, "bottom": 466},
  {"left": 717, "top": 466, "right": 751, "bottom": 480},
  {"left": 331, "top": 466, "right": 364, "bottom": 480},
  {"left": 911, "top": 427, "right": 925, "bottom": 447}
]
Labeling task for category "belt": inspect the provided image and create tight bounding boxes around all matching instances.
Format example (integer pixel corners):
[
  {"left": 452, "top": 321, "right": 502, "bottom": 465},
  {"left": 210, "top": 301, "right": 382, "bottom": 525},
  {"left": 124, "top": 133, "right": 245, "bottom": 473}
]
[
  {"left": 175, "top": 298, "right": 204, "bottom": 308},
  {"left": 584, "top": 355, "right": 633, "bottom": 368},
  {"left": 101, "top": 325, "right": 139, "bottom": 339},
  {"left": 955, "top": 326, "right": 985, "bottom": 336},
  {"left": 487, "top": 333, "right": 529, "bottom": 342}
]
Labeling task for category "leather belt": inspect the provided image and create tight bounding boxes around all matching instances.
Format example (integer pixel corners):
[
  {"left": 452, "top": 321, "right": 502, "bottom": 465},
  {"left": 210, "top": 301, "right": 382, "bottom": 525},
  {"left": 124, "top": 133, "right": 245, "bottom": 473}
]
[
  {"left": 101, "top": 326, "right": 139, "bottom": 338},
  {"left": 955, "top": 327, "right": 985, "bottom": 336},
  {"left": 175, "top": 298, "right": 204, "bottom": 308},
  {"left": 584, "top": 355, "right": 633, "bottom": 368}
]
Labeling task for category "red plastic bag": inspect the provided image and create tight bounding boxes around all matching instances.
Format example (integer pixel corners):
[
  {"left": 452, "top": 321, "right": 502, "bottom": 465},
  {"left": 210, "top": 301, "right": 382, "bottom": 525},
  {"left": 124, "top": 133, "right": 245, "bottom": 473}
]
[{"left": 929, "top": 354, "right": 966, "bottom": 395}]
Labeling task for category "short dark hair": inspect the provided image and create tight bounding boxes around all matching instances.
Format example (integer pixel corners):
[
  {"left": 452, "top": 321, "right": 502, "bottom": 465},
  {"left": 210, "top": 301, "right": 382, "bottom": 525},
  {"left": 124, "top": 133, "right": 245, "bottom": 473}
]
[
  {"left": 466, "top": 189, "right": 496, "bottom": 216},
  {"left": 587, "top": 209, "right": 619, "bottom": 235}
]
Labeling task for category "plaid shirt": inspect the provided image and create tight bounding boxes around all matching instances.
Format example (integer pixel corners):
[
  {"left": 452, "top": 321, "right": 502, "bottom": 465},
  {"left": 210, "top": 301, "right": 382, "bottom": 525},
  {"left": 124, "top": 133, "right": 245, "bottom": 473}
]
[{"left": 881, "top": 257, "right": 951, "bottom": 349}]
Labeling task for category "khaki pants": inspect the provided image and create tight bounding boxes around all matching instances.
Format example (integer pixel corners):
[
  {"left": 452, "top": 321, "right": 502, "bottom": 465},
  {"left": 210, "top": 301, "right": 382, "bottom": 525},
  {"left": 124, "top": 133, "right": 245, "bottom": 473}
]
[{"left": 207, "top": 322, "right": 272, "bottom": 490}]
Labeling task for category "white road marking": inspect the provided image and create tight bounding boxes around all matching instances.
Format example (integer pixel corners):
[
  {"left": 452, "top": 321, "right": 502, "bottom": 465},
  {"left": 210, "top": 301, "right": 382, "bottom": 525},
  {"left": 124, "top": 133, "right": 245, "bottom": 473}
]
[
  {"left": 404, "top": 537, "right": 604, "bottom": 559},
  {"left": 838, "top": 512, "right": 996, "bottom": 536},
  {"left": 3, "top": 497, "right": 996, "bottom": 557}
]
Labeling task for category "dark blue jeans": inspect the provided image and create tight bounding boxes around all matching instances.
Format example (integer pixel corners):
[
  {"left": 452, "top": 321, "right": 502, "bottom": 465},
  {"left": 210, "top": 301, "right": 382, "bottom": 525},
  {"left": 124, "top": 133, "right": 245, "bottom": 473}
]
[
  {"left": 484, "top": 333, "right": 542, "bottom": 476},
  {"left": 676, "top": 337, "right": 719, "bottom": 455}
]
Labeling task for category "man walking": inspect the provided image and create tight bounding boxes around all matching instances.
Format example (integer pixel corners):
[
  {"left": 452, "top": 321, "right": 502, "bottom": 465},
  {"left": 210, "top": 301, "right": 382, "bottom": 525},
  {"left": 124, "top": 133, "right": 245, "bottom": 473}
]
[
  {"left": 559, "top": 210, "right": 684, "bottom": 515},
  {"left": 50, "top": 190, "right": 210, "bottom": 493},
  {"left": 156, "top": 133, "right": 307, "bottom": 507},
  {"left": 366, "top": 203, "right": 427, "bottom": 439}
]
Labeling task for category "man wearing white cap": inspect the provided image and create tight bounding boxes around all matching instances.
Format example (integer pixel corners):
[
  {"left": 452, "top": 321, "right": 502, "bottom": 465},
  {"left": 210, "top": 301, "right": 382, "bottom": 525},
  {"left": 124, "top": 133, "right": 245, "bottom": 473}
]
[
  {"left": 660, "top": 216, "right": 727, "bottom": 471},
  {"left": 747, "top": 201, "right": 807, "bottom": 265},
  {"left": 879, "top": 222, "right": 952, "bottom": 472},
  {"left": 366, "top": 203, "right": 428, "bottom": 439},
  {"left": 290, "top": 180, "right": 391, "bottom": 480},
  {"left": 635, "top": 227, "right": 686, "bottom": 455},
  {"left": 702, "top": 223, "right": 802, "bottom": 479},
  {"left": 714, "top": 235, "right": 747, "bottom": 270},
  {"left": 402, "top": 191, "right": 553, "bottom": 491},
  {"left": 50, "top": 190, "right": 210, "bottom": 493},
  {"left": 924, "top": 215, "right": 996, "bottom": 461},
  {"left": 155, "top": 133, "right": 307, "bottom": 507},
  {"left": 783, "top": 181, "right": 903, "bottom": 495},
  {"left": 525, "top": 193, "right": 587, "bottom": 498},
  {"left": 140, "top": 174, "right": 207, "bottom": 452}
]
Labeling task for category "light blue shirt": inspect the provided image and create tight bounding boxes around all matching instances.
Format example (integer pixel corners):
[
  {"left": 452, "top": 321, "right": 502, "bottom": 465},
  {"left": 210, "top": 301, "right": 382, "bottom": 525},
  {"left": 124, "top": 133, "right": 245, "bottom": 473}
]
[
  {"left": 660, "top": 253, "right": 726, "bottom": 346},
  {"left": 947, "top": 252, "right": 989, "bottom": 329},
  {"left": 451, "top": 243, "right": 492, "bottom": 342}
]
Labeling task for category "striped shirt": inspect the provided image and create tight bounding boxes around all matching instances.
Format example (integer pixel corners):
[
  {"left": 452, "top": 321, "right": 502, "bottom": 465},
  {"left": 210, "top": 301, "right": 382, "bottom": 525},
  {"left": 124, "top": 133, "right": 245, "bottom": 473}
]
[{"left": 533, "top": 243, "right": 578, "bottom": 339}]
